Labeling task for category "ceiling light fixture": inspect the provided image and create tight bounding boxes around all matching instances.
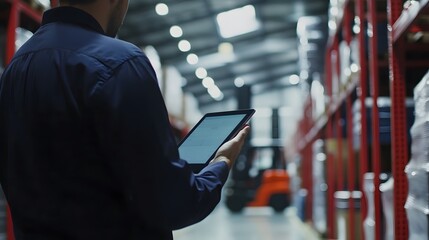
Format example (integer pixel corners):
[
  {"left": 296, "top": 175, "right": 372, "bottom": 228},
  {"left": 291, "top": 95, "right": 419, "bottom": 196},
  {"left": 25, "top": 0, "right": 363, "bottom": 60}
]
[
  {"left": 170, "top": 25, "right": 183, "bottom": 38},
  {"left": 289, "top": 74, "right": 300, "bottom": 85},
  {"left": 178, "top": 40, "right": 191, "bottom": 52},
  {"left": 155, "top": 3, "right": 169, "bottom": 16},
  {"left": 216, "top": 5, "right": 260, "bottom": 38},
  {"left": 195, "top": 67, "right": 207, "bottom": 79},
  {"left": 186, "top": 54, "right": 198, "bottom": 65},
  {"left": 202, "top": 77, "right": 215, "bottom": 88},
  {"left": 208, "top": 86, "right": 224, "bottom": 101},
  {"left": 234, "top": 77, "right": 245, "bottom": 88},
  {"left": 218, "top": 42, "right": 234, "bottom": 55}
]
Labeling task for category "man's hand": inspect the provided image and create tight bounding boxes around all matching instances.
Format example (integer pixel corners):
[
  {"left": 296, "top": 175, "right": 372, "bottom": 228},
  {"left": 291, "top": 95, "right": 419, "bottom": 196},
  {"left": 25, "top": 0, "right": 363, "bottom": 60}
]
[{"left": 209, "top": 125, "right": 250, "bottom": 169}]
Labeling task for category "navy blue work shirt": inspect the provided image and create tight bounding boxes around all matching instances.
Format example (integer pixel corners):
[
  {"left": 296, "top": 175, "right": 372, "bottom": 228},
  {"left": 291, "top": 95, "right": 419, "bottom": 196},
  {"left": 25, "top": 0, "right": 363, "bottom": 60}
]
[{"left": 0, "top": 6, "right": 230, "bottom": 240}]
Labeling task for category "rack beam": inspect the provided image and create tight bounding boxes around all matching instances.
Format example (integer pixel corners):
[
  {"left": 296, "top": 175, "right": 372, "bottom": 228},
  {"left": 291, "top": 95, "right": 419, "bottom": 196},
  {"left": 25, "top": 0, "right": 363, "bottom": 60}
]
[
  {"left": 393, "top": 0, "right": 429, "bottom": 42},
  {"left": 356, "top": 1, "right": 369, "bottom": 238}
]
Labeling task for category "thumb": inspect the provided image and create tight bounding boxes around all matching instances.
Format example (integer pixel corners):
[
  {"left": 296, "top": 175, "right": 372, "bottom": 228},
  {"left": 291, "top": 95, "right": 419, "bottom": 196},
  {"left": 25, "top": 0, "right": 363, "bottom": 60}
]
[{"left": 234, "top": 125, "right": 250, "bottom": 143}]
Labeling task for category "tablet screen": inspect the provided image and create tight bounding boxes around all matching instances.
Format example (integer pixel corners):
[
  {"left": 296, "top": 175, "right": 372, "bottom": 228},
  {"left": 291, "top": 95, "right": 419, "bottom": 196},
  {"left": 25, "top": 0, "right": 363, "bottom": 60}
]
[{"left": 178, "top": 109, "right": 254, "bottom": 170}]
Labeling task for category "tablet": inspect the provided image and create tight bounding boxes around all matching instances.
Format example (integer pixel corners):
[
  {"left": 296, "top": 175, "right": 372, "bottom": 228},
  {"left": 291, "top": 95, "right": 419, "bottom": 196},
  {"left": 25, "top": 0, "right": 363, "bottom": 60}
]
[{"left": 178, "top": 109, "right": 255, "bottom": 173}]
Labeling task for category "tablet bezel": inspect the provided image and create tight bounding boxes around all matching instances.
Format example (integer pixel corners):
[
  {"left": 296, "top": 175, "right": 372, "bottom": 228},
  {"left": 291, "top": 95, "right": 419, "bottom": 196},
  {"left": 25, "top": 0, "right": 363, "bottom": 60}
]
[{"left": 178, "top": 109, "right": 255, "bottom": 173}]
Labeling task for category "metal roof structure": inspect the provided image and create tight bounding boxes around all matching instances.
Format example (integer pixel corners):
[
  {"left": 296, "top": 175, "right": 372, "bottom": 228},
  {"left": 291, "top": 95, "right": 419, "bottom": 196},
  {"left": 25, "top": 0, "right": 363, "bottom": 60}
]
[{"left": 119, "top": 0, "right": 328, "bottom": 108}]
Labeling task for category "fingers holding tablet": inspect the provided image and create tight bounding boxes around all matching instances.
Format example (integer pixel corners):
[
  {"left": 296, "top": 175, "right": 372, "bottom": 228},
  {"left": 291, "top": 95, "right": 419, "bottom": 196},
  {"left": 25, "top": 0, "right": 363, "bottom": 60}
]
[{"left": 210, "top": 125, "right": 250, "bottom": 169}]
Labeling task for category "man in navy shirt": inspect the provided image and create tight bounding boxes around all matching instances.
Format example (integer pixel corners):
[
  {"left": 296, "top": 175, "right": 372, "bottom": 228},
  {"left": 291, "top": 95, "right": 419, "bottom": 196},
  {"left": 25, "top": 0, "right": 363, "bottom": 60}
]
[{"left": 0, "top": 0, "right": 250, "bottom": 239}]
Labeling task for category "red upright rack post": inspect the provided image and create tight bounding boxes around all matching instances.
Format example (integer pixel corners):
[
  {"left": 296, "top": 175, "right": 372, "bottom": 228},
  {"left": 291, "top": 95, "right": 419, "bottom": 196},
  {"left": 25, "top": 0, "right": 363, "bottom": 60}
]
[
  {"left": 335, "top": 111, "right": 344, "bottom": 191},
  {"left": 367, "top": 0, "right": 382, "bottom": 239},
  {"left": 306, "top": 141, "right": 313, "bottom": 222},
  {"left": 356, "top": 0, "right": 369, "bottom": 238},
  {"left": 6, "top": 0, "right": 19, "bottom": 63},
  {"left": 341, "top": 4, "right": 357, "bottom": 239},
  {"left": 6, "top": 0, "right": 43, "bottom": 63},
  {"left": 326, "top": 118, "right": 336, "bottom": 239},
  {"left": 5, "top": 2, "right": 19, "bottom": 239},
  {"left": 346, "top": 95, "right": 356, "bottom": 240},
  {"left": 324, "top": 37, "right": 335, "bottom": 238},
  {"left": 387, "top": 0, "right": 410, "bottom": 239}
]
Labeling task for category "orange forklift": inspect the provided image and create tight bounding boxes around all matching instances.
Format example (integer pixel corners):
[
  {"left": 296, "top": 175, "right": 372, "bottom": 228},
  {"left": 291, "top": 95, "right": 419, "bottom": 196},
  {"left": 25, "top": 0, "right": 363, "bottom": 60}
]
[{"left": 224, "top": 108, "right": 290, "bottom": 213}]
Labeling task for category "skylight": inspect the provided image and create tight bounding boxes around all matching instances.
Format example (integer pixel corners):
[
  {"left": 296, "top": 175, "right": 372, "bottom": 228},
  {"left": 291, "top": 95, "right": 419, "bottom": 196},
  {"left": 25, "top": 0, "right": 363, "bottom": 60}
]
[{"left": 216, "top": 5, "right": 260, "bottom": 38}]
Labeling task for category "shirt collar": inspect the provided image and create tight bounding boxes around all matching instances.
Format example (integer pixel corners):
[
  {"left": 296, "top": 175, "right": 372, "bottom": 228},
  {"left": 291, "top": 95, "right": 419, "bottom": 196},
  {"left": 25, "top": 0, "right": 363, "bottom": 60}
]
[{"left": 42, "top": 6, "right": 105, "bottom": 35}]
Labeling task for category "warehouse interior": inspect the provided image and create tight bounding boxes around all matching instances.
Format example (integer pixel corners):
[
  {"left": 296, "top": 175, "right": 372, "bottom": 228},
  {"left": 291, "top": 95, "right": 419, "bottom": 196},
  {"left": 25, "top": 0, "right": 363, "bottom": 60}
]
[{"left": 1, "top": 0, "right": 429, "bottom": 239}]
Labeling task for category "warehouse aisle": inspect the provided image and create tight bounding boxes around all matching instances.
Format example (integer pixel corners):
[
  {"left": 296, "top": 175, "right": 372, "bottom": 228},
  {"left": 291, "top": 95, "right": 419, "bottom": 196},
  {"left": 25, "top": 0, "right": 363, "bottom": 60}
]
[{"left": 173, "top": 205, "right": 320, "bottom": 240}]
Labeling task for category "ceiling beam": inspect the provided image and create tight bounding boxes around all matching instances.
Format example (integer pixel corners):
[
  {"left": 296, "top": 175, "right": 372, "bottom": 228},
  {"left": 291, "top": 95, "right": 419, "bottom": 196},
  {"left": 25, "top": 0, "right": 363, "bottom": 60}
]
[
  {"left": 184, "top": 63, "right": 297, "bottom": 95},
  {"left": 182, "top": 57, "right": 298, "bottom": 90}
]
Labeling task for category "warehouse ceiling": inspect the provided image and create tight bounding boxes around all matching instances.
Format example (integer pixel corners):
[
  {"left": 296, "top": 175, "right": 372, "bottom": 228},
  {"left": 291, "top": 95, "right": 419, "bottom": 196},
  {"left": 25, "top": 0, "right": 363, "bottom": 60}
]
[{"left": 119, "top": 0, "right": 329, "bottom": 107}]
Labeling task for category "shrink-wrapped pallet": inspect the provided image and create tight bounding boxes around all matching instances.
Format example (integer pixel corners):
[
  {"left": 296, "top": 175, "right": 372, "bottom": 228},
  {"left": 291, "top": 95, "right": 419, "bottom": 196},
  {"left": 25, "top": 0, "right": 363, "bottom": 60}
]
[{"left": 405, "top": 70, "right": 429, "bottom": 240}]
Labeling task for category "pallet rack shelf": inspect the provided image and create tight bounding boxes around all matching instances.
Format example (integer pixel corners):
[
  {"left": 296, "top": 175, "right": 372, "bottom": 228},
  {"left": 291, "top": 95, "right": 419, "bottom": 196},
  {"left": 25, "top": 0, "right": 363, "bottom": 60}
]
[
  {"left": 389, "top": 0, "right": 429, "bottom": 239},
  {"left": 292, "top": 0, "right": 429, "bottom": 239}
]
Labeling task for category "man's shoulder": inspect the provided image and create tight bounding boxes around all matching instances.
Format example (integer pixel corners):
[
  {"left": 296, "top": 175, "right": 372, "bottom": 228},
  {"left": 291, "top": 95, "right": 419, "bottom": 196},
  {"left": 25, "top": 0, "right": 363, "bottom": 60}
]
[
  {"left": 89, "top": 36, "right": 145, "bottom": 67},
  {"left": 100, "top": 36, "right": 142, "bottom": 56},
  {"left": 15, "top": 23, "right": 146, "bottom": 70}
]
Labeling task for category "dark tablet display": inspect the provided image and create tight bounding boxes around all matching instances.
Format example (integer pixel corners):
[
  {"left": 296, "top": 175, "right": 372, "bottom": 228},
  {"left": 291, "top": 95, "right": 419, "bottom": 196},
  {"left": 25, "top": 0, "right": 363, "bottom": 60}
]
[{"left": 178, "top": 109, "right": 255, "bottom": 173}]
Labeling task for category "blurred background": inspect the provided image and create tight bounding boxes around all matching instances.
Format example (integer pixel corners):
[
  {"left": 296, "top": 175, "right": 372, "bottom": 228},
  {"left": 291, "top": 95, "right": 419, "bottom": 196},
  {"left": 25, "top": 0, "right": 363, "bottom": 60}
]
[
  {"left": 118, "top": 0, "right": 329, "bottom": 150},
  {"left": 3, "top": 0, "right": 429, "bottom": 239}
]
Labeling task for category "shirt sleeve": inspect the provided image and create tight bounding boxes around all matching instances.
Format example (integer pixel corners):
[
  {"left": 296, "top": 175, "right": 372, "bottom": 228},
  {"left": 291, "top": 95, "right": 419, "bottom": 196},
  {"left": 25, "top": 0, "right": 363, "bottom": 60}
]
[{"left": 91, "top": 54, "right": 230, "bottom": 230}]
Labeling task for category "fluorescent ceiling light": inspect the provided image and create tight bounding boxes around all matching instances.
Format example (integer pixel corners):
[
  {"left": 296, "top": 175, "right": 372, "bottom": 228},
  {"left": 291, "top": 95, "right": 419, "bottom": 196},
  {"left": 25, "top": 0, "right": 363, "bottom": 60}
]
[
  {"left": 155, "top": 3, "right": 169, "bottom": 16},
  {"left": 202, "top": 77, "right": 215, "bottom": 88},
  {"left": 234, "top": 77, "right": 245, "bottom": 88},
  {"left": 218, "top": 42, "right": 234, "bottom": 55},
  {"left": 195, "top": 67, "right": 207, "bottom": 79},
  {"left": 170, "top": 26, "right": 183, "bottom": 38},
  {"left": 208, "top": 85, "right": 224, "bottom": 101},
  {"left": 187, "top": 54, "right": 199, "bottom": 65},
  {"left": 289, "top": 74, "right": 300, "bottom": 85},
  {"left": 178, "top": 40, "right": 191, "bottom": 52},
  {"left": 216, "top": 5, "right": 260, "bottom": 38}
]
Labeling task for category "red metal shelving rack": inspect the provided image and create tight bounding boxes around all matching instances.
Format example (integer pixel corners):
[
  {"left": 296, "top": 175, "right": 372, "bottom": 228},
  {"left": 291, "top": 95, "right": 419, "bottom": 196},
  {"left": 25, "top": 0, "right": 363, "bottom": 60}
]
[
  {"left": 292, "top": 0, "right": 406, "bottom": 239},
  {"left": 340, "top": 3, "right": 359, "bottom": 239},
  {"left": 292, "top": 0, "right": 429, "bottom": 239},
  {"left": 387, "top": 0, "right": 429, "bottom": 239},
  {"left": 326, "top": 1, "right": 361, "bottom": 239},
  {"left": 294, "top": 0, "right": 361, "bottom": 238}
]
